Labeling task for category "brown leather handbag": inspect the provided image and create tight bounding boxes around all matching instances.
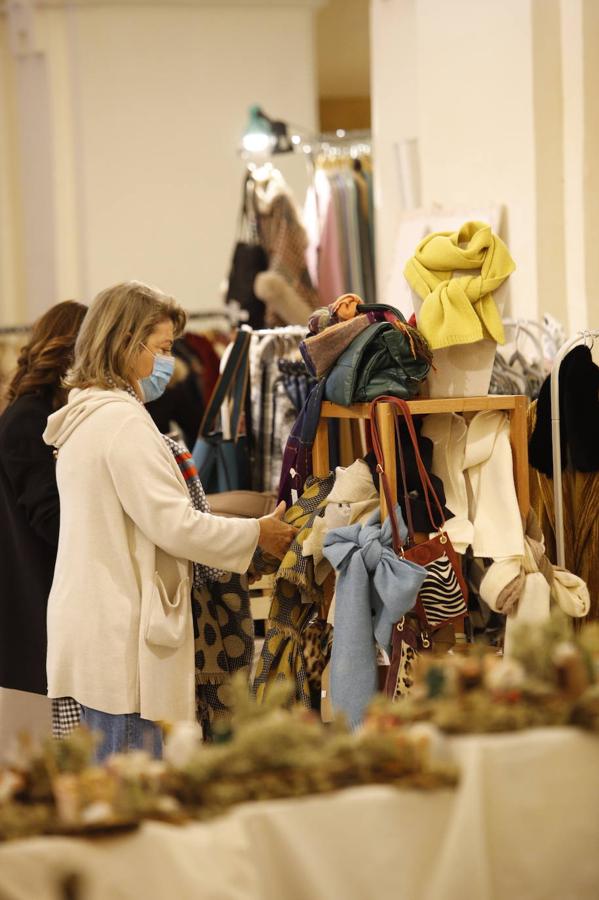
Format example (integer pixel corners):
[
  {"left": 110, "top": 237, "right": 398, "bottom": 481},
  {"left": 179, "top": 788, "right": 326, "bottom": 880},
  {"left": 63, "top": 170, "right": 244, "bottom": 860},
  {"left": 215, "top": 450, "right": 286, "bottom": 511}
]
[{"left": 370, "top": 396, "right": 469, "bottom": 700}]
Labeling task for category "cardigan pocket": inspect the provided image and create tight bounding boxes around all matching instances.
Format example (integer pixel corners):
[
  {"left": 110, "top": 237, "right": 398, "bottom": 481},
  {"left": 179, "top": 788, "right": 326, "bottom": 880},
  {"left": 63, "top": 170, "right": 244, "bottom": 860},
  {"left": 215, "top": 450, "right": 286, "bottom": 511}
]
[{"left": 145, "top": 572, "right": 190, "bottom": 649}]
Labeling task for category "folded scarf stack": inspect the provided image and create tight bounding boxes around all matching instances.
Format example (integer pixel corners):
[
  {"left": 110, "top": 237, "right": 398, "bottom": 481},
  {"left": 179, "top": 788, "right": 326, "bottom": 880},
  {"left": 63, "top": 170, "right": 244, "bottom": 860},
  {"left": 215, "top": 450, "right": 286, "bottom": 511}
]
[{"left": 300, "top": 293, "right": 432, "bottom": 404}]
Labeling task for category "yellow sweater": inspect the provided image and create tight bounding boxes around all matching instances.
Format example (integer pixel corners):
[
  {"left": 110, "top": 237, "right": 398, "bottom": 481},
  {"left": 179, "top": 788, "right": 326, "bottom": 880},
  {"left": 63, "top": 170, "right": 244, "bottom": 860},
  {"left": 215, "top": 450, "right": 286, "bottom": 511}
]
[{"left": 404, "top": 221, "right": 515, "bottom": 350}]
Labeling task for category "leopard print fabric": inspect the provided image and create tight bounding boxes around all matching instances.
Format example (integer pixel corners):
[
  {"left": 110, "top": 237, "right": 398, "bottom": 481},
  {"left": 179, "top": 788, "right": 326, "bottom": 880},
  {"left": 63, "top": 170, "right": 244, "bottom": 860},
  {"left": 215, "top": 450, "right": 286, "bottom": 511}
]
[{"left": 301, "top": 619, "right": 333, "bottom": 690}]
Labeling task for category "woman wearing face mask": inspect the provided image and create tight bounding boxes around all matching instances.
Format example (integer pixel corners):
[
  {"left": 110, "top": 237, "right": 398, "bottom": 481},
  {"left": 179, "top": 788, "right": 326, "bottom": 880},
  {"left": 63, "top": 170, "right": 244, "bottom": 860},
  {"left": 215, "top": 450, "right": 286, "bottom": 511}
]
[{"left": 43, "top": 282, "right": 296, "bottom": 760}]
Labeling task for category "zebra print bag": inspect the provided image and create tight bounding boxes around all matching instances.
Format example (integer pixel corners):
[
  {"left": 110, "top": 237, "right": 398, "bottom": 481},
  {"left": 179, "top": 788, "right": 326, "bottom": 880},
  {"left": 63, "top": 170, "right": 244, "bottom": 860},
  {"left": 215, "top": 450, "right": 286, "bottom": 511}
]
[{"left": 369, "top": 397, "right": 468, "bottom": 698}]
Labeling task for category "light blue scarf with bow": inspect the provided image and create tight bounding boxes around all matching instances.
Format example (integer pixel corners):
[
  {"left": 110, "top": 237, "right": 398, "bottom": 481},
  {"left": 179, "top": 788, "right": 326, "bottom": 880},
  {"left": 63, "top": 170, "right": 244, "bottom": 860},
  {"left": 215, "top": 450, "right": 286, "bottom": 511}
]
[{"left": 323, "top": 506, "right": 427, "bottom": 728}]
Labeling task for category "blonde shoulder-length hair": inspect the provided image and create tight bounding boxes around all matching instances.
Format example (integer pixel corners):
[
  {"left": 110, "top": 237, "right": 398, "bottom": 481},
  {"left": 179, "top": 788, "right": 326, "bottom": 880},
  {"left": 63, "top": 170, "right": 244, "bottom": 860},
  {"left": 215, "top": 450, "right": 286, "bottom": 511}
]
[{"left": 66, "top": 281, "right": 187, "bottom": 391}]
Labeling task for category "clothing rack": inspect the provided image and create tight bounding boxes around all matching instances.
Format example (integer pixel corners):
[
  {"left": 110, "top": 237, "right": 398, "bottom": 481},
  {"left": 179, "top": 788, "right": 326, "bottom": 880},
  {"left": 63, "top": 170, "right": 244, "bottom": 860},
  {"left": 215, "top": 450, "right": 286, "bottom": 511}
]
[
  {"left": 0, "top": 308, "right": 238, "bottom": 338},
  {"left": 241, "top": 324, "right": 306, "bottom": 338},
  {"left": 550, "top": 328, "right": 599, "bottom": 567},
  {"left": 187, "top": 309, "right": 234, "bottom": 322},
  {"left": 0, "top": 324, "right": 31, "bottom": 336},
  {"left": 502, "top": 318, "right": 545, "bottom": 362},
  {"left": 244, "top": 129, "right": 371, "bottom": 177}
]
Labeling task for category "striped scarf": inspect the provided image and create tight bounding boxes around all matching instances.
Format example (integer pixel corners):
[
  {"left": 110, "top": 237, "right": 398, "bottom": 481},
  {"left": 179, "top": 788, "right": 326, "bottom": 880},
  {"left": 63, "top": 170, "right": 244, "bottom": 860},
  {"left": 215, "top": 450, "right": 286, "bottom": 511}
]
[{"left": 119, "top": 382, "right": 223, "bottom": 585}]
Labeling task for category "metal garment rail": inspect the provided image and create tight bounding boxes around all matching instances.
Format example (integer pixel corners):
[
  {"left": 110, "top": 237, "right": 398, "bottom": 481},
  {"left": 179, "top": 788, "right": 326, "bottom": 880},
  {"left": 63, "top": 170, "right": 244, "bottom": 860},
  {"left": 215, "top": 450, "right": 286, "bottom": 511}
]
[
  {"left": 0, "top": 308, "right": 236, "bottom": 336},
  {"left": 550, "top": 329, "right": 599, "bottom": 567}
]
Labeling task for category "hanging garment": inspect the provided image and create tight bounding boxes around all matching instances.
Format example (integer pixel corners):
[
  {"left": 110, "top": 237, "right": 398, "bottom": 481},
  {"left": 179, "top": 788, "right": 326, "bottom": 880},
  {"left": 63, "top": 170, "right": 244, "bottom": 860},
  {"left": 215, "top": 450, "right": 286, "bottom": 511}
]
[
  {"left": 480, "top": 509, "right": 590, "bottom": 652},
  {"left": 353, "top": 166, "right": 376, "bottom": 305},
  {"left": 528, "top": 398, "right": 599, "bottom": 621},
  {"left": 252, "top": 173, "right": 320, "bottom": 325},
  {"left": 163, "top": 434, "right": 253, "bottom": 732},
  {"left": 404, "top": 221, "right": 515, "bottom": 350},
  {"left": 421, "top": 411, "right": 525, "bottom": 559},
  {"left": 254, "top": 473, "right": 335, "bottom": 708},
  {"left": 225, "top": 174, "right": 268, "bottom": 329},
  {"left": 529, "top": 345, "right": 599, "bottom": 477},
  {"left": 250, "top": 333, "right": 283, "bottom": 492},
  {"left": 192, "top": 330, "right": 252, "bottom": 495},
  {"left": 193, "top": 574, "right": 254, "bottom": 735},
  {"left": 330, "top": 174, "right": 352, "bottom": 291},
  {"left": 160, "top": 430, "right": 252, "bottom": 732},
  {"left": 323, "top": 506, "right": 427, "bottom": 728},
  {"left": 269, "top": 376, "right": 297, "bottom": 493},
  {"left": 304, "top": 169, "right": 345, "bottom": 306},
  {"left": 277, "top": 359, "right": 316, "bottom": 413},
  {"left": 462, "top": 410, "right": 525, "bottom": 559},
  {"left": 277, "top": 379, "right": 327, "bottom": 508},
  {"left": 342, "top": 172, "right": 365, "bottom": 299},
  {"left": 182, "top": 333, "right": 222, "bottom": 405},
  {"left": 302, "top": 459, "right": 380, "bottom": 586}
]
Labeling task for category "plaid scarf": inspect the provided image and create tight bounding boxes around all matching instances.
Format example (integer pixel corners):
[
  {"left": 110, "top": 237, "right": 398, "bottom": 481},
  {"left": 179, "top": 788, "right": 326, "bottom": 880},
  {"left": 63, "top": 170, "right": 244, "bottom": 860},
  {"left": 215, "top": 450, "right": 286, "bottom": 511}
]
[{"left": 254, "top": 473, "right": 335, "bottom": 709}]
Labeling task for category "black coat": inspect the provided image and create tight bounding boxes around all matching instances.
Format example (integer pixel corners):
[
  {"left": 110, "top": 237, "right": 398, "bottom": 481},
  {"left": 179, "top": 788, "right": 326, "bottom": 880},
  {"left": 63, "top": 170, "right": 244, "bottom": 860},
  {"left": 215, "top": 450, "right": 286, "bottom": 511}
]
[{"left": 0, "top": 391, "right": 59, "bottom": 694}]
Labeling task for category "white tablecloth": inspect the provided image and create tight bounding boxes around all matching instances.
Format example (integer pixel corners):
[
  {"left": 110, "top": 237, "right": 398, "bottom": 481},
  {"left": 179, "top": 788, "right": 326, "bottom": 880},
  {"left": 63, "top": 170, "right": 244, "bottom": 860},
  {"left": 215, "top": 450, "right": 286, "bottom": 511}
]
[{"left": 0, "top": 728, "right": 597, "bottom": 900}]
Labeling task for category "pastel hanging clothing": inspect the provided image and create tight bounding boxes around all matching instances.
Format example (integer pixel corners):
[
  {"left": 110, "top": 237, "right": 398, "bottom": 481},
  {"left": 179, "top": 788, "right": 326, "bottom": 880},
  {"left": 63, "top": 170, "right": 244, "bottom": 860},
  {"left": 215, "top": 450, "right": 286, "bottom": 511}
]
[
  {"left": 323, "top": 507, "right": 427, "bottom": 728},
  {"left": 404, "top": 221, "right": 515, "bottom": 350},
  {"left": 304, "top": 170, "right": 345, "bottom": 306}
]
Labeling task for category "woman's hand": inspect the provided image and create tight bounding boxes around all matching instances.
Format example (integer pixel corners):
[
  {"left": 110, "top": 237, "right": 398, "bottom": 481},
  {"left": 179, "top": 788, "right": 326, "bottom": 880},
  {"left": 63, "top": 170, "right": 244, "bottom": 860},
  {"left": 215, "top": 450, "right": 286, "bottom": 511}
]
[{"left": 257, "top": 502, "right": 298, "bottom": 560}]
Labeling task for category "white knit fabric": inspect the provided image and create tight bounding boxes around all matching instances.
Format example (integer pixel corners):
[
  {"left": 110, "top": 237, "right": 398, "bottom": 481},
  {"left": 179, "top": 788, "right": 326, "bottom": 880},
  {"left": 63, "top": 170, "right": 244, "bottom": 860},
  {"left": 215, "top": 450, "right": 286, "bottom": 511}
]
[{"left": 43, "top": 387, "right": 259, "bottom": 722}]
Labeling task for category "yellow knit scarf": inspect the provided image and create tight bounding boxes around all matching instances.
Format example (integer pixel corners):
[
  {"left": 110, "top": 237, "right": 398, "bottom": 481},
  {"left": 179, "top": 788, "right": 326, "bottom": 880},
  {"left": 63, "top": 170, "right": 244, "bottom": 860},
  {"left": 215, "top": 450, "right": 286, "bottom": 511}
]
[{"left": 404, "top": 221, "right": 515, "bottom": 350}]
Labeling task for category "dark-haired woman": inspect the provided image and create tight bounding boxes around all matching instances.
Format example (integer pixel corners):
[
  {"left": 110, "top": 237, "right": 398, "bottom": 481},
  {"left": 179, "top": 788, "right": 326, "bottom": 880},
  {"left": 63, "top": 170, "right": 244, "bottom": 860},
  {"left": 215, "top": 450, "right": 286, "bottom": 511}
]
[{"left": 0, "top": 301, "right": 87, "bottom": 727}]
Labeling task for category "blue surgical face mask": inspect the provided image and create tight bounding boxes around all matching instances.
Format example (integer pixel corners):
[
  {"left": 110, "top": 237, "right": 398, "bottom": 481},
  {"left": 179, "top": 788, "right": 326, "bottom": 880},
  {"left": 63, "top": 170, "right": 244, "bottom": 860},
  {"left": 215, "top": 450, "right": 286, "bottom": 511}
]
[{"left": 140, "top": 345, "right": 175, "bottom": 403}]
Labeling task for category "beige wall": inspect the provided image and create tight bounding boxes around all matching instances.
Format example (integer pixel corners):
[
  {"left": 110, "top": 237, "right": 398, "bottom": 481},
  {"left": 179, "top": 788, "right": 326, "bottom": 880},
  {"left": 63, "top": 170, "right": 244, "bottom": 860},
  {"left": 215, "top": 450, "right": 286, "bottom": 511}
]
[
  {"left": 316, "top": 0, "right": 370, "bottom": 130},
  {"left": 0, "top": 0, "right": 320, "bottom": 326},
  {"left": 371, "top": 0, "right": 599, "bottom": 333}
]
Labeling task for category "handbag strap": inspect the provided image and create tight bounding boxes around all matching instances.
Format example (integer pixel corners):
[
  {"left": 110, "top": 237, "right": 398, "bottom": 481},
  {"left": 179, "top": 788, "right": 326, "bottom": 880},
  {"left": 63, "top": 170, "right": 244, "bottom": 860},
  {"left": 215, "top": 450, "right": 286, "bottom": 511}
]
[
  {"left": 394, "top": 415, "right": 416, "bottom": 543},
  {"left": 236, "top": 174, "right": 260, "bottom": 244},
  {"left": 370, "top": 396, "right": 446, "bottom": 553},
  {"left": 199, "top": 330, "right": 251, "bottom": 438},
  {"left": 357, "top": 303, "right": 407, "bottom": 323},
  {"left": 229, "top": 337, "right": 251, "bottom": 442}
]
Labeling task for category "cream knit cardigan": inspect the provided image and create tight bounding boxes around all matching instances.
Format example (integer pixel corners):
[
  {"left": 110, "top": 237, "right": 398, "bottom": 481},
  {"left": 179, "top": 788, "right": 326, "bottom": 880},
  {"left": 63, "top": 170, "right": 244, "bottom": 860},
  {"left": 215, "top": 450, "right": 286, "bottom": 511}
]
[
  {"left": 420, "top": 411, "right": 525, "bottom": 559},
  {"left": 43, "top": 388, "right": 259, "bottom": 722}
]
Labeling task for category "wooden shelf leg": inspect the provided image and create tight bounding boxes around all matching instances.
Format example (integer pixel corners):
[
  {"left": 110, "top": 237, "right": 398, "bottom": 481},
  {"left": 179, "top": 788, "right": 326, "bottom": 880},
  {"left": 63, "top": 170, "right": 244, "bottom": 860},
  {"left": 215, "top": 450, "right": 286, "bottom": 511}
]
[
  {"left": 313, "top": 419, "right": 330, "bottom": 478},
  {"left": 375, "top": 403, "right": 397, "bottom": 521},
  {"left": 509, "top": 395, "right": 530, "bottom": 519}
]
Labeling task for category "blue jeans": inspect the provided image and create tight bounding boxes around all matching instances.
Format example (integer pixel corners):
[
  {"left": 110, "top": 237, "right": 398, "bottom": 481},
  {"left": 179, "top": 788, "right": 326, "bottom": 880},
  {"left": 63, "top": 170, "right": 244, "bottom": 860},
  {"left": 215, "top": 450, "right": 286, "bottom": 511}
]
[{"left": 80, "top": 706, "right": 163, "bottom": 763}]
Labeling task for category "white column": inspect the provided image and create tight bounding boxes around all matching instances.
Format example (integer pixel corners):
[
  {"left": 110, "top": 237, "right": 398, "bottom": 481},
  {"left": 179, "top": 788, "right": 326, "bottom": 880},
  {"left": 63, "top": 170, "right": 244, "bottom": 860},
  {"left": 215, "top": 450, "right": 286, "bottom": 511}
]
[
  {"left": 560, "top": 0, "right": 587, "bottom": 333},
  {"left": 2, "top": 1, "right": 57, "bottom": 323},
  {"left": 581, "top": 0, "right": 599, "bottom": 330},
  {"left": 369, "top": 0, "right": 419, "bottom": 296}
]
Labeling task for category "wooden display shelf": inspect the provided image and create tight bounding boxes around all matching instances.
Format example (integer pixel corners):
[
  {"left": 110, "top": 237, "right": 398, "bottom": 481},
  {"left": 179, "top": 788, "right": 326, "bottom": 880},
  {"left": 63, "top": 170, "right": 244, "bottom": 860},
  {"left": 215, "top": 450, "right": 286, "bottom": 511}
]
[{"left": 312, "top": 395, "right": 530, "bottom": 520}]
